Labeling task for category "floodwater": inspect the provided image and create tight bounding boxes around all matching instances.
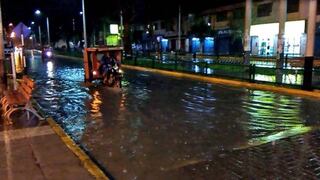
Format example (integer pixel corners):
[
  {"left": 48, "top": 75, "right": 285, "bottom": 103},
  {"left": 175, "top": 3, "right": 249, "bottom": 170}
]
[{"left": 27, "top": 54, "right": 320, "bottom": 179}]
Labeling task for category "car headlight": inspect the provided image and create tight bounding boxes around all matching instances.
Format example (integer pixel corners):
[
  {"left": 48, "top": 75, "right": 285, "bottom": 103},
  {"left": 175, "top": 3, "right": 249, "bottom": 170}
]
[{"left": 46, "top": 51, "right": 53, "bottom": 57}]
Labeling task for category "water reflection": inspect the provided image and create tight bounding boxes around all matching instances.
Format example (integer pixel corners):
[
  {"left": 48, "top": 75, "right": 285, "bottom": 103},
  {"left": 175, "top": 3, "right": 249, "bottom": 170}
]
[
  {"left": 90, "top": 90, "right": 103, "bottom": 118},
  {"left": 243, "top": 90, "right": 304, "bottom": 138},
  {"left": 255, "top": 73, "right": 303, "bottom": 85},
  {"left": 47, "top": 61, "right": 54, "bottom": 78},
  {"left": 27, "top": 55, "right": 320, "bottom": 179},
  {"left": 29, "top": 57, "right": 89, "bottom": 142}
]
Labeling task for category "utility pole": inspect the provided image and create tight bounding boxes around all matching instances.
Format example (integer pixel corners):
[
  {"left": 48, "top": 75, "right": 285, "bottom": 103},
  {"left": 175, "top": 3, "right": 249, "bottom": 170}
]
[
  {"left": 178, "top": 5, "right": 181, "bottom": 51},
  {"left": 276, "top": 0, "right": 287, "bottom": 84},
  {"left": 82, "top": 0, "right": 88, "bottom": 48},
  {"left": 46, "top": 17, "right": 50, "bottom": 45},
  {"left": 243, "top": 0, "right": 252, "bottom": 65},
  {"left": 276, "top": 0, "right": 287, "bottom": 69},
  {"left": 38, "top": 25, "right": 42, "bottom": 46},
  {"left": 0, "top": 0, "right": 5, "bottom": 84},
  {"left": 120, "top": 10, "right": 124, "bottom": 47}
]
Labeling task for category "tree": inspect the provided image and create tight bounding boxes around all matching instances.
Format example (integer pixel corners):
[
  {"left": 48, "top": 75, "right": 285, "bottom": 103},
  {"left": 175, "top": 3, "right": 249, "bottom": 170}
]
[{"left": 189, "top": 17, "right": 215, "bottom": 40}]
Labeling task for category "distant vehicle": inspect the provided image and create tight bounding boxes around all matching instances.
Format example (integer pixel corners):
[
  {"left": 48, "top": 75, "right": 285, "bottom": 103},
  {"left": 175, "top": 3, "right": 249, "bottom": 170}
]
[{"left": 42, "top": 45, "right": 53, "bottom": 60}]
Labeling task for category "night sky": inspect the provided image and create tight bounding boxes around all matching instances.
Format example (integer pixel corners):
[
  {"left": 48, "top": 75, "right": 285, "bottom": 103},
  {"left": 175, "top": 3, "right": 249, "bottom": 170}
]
[{"left": 1, "top": 0, "right": 243, "bottom": 41}]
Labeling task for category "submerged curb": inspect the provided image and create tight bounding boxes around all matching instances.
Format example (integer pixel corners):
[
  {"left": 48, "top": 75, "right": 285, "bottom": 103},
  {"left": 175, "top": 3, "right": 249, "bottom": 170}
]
[
  {"left": 46, "top": 117, "right": 109, "bottom": 180},
  {"left": 55, "top": 54, "right": 83, "bottom": 60},
  {"left": 123, "top": 65, "right": 320, "bottom": 99}
]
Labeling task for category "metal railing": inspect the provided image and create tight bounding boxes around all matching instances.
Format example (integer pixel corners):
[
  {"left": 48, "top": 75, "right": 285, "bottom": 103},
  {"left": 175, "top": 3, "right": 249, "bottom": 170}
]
[{"left": 123, "top": 54, "right": 319, "bottom": 90}]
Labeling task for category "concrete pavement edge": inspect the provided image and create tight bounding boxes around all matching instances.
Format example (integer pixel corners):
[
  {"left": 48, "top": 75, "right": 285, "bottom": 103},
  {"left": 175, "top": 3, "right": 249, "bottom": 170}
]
[{"left": 46, "top": 117, "right": 109, "bottom": 180}]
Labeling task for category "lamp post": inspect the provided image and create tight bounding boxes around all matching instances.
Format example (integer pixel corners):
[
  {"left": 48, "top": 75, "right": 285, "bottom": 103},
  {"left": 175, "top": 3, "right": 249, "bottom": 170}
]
[
  {"left": 35, "top": 9, "right": 50, "bottom": 46},
  {"left": 82, "top": 0, "right": 88, "bottom": 48},
  {"left": 120, "top": 10, "right": 123, "bottom": 47},
  {"left": 0, "top": 0, "right": 5, "bottom": 84}
]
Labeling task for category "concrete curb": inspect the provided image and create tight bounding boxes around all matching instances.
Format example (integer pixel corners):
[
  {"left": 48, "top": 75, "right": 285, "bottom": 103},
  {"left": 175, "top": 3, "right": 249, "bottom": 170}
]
[
  {"left": 46, "top": 118, "right": 109, "bottom": 180},
  {"left": 55, "top": 54, "right": 83, "bottom": 60},
  {"left": 123, "top": 65, "right": 320, "bottom": 99}
]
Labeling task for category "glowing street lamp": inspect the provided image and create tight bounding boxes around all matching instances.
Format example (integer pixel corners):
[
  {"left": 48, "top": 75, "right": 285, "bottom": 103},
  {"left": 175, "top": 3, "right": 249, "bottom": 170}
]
[
  {"left": 10, "top": 32, "right": 15, "bottom": 38},
  {"left": 35, "top": 9, "right": 50, "bottom": 46},
  {"left": 82, "top": 0, "right": 88, "bottom": 48},
  {"left": 35, "top": 10, "right": 41, "bottom": 15}
]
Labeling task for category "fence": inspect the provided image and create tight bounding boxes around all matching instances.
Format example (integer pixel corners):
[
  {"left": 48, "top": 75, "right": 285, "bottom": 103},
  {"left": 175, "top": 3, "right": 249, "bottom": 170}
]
[{"left": 123, "top": 54, "right": 320, "bottom": 90}]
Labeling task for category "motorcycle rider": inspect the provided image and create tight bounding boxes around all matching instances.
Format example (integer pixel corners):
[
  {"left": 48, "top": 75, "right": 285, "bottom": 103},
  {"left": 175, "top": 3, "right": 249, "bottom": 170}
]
[{"left": 100, "top": 52, "right": 120, "bottom": 85}]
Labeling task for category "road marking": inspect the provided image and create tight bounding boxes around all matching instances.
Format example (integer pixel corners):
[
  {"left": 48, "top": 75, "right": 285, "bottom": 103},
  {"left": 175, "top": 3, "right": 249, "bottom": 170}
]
[
  {"left": 0, "top": 126, "right": 54, "bottom": 142},
  {"left": 233, "top": 125, "right": 320, "bottom": 151}
]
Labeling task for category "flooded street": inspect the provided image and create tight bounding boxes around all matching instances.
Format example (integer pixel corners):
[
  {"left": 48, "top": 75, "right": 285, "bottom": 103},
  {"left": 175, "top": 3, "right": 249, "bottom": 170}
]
[{"left": 27, "top": 55, "right": 320, "bottom": 179}]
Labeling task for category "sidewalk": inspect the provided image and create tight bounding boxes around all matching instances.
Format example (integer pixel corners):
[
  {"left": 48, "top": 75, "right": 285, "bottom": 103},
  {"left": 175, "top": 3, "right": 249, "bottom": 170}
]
[
  {"left": 0, "top": 83, "right": 106, "bottom": 180},
  {"left": 0, "top": 126, "right": 95, "bottom": 180}
]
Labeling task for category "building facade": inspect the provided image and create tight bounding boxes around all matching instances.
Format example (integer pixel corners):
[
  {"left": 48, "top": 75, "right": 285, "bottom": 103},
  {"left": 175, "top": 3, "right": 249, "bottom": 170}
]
[{"left": 138, "top": 0, "right": 320, "bottom": 57}]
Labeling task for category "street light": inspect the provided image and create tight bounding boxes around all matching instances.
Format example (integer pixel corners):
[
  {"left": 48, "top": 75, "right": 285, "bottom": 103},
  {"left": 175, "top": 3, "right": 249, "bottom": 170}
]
[
  {"left": 34, "top": 9, "right": 50, "bottom": 46},
  {"left": 82, "top": 0, "right": 88, "bottom": 48},
  {"left": 0, "top": 0, "right": 5, "bottom": 84},
  {"left": 35, "top": 10, "right": 41, "bottom": 15}
]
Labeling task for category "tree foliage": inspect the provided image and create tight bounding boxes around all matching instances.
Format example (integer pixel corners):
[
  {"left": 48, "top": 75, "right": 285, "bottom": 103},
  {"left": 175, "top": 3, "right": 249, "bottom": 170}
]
[{"left": 189, "top": 17, "right": 215, "bottom": 40}]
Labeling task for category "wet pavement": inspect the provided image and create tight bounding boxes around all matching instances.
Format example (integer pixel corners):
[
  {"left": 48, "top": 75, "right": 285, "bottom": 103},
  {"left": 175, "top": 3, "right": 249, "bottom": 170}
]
[
  {"left": 26, "top": 54, "right": 320, "bottom": 179},
  {"left": 0, "top": 75, "right": 96, "bottom": 180},
  {"left": 0, "top": 125, "right": 95, "bottom": 180}
]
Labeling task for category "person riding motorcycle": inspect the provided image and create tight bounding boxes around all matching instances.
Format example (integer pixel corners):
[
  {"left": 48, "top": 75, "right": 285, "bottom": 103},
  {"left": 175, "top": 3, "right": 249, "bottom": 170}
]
[{"left": 99, "top": 53, "right": 121, "bottom": 86}]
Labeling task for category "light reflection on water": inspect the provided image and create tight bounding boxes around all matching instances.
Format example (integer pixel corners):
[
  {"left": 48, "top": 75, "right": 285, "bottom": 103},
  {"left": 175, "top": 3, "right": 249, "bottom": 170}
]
[{"left": 27, "top": 56, "right": 320, "bottom": 179}]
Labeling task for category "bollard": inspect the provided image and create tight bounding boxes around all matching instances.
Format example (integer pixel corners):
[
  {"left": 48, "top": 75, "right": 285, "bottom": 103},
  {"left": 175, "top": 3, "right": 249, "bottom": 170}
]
[
  {"left": 205, "top": 62, "right": 209, "bottom": 74},
  {"left": 193, "top": 52, "right": 196, "bottom": 60},
  {"left": 174, "top": 58, "right": 178, "bottom": 70},
  {"left": 249, "top": 64, "right": 256, "bottom": 82},
  {"left": 134, "top": 56, "right": 137, "bottom": 66},
  {"left": 152, "top": 57, "right": 155, "bottom": 68},
  {"left": 284, "top": 54, "right": 288, "bottom": 69},
  {"left": 302, "top": 56, "right": 314, "bottom": 90}
]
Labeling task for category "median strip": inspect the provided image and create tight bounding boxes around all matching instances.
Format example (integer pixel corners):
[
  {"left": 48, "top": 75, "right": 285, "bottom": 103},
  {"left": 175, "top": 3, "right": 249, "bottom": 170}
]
[{"left": 123, "top": 64, "right": 320, "bottom": 99}]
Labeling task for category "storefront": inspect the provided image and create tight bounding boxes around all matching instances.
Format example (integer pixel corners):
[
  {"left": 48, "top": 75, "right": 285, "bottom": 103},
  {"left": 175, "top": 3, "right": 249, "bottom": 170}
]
[
  {"left": 161, "top": 38, "right": 169, "bottom": 52},
  {"left": 250, "top": 20, "right": 306, "bottom": 57},
  {"left": 203, "top": 37, "right": 214, "bottom": 54},
  {"left": 216, "top": 29, "right": 232, "bottom": 55},
  {"left": 284, "top": 20, "right": 306, "bottom": 57},
  {"left": 250, "top": 23, "right": 278, "bottom": 56},
  {"left": 191, "top": 37, "right": 201, "bottom": 53}
]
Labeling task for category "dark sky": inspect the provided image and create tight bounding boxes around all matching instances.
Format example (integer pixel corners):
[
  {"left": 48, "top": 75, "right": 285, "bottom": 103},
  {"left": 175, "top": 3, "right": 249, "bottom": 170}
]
[{"left": 1, "top": 0, "right": 243, "bottom": 40}]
